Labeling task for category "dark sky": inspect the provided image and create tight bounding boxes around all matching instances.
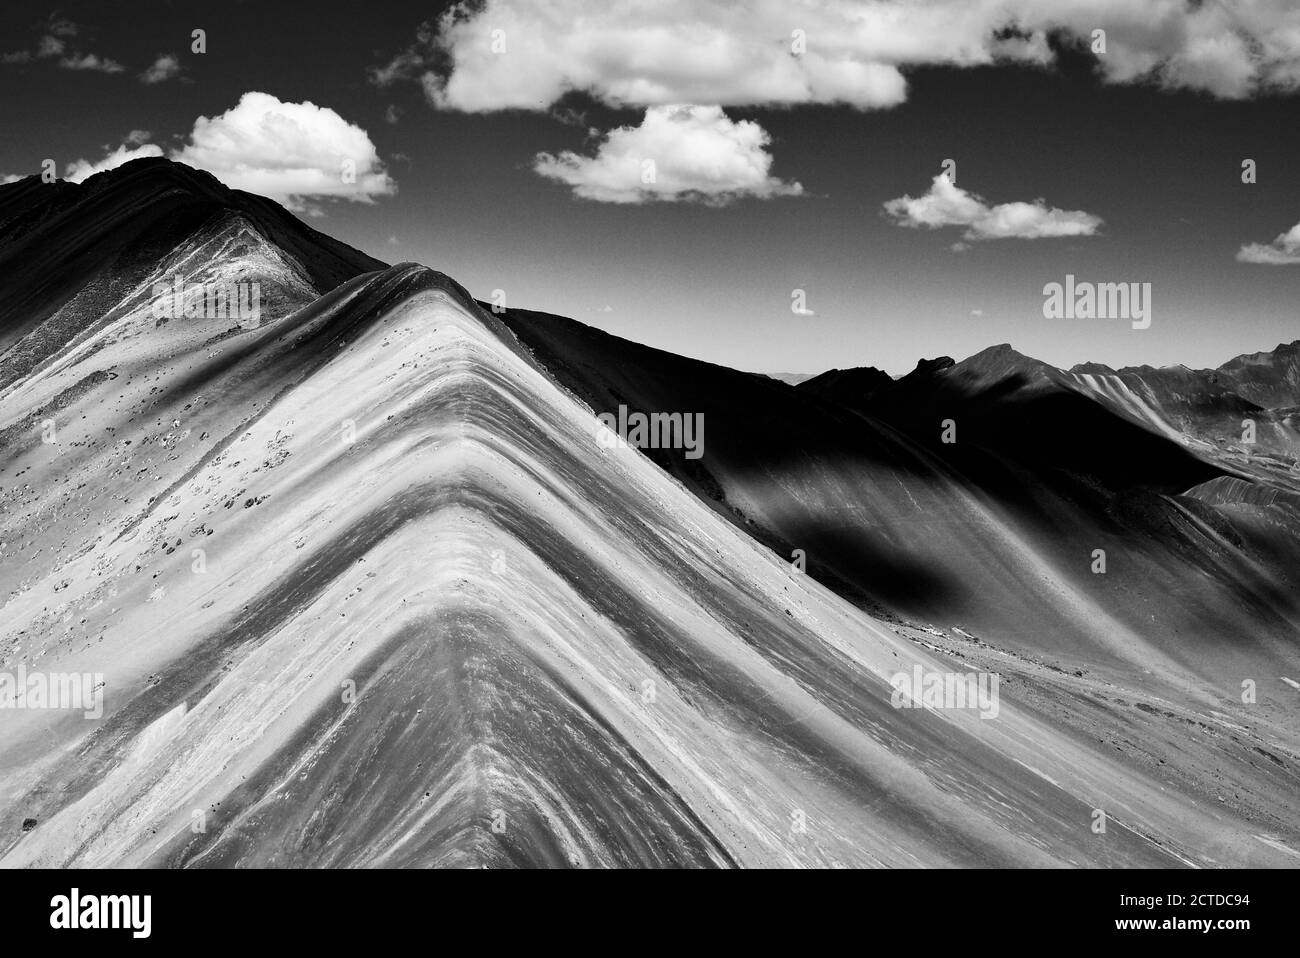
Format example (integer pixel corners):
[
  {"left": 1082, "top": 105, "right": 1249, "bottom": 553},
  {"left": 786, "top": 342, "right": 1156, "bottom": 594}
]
[{"left": 2, "top": 0, "right": 1297, "bottom": 375}]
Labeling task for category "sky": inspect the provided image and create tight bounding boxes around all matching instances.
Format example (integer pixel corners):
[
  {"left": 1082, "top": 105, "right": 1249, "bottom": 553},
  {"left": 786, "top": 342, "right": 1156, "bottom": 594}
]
[{"left": 2, "top": 0, "right": 1298, "bottom": 376}]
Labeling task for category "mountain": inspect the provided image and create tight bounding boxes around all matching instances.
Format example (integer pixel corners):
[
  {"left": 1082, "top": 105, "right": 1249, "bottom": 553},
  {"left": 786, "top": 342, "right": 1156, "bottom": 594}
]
[
  {"left": 1211, "top": 341, "right": 1300, "bottom": 411},
  {"left": 1, "top": 160, "right": 1298, "bottom": 867},
  {"left": 855, "top": 343, "right": 1230, "bottom": 492},
  {"left": 798, "top": 365, "right": 894, "bottom": 407},
  {"left": 1067, "top": 344, "right": 1300, "bottom": 462},
  {"left": 0, "top": 158, "right": 384, "bottom": 389}
]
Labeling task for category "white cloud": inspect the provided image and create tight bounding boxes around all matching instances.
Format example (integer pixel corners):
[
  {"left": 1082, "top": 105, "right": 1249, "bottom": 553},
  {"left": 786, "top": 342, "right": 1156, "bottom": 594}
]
[
  {"left": 533, "top": 105, "right": 801, "bottom": 204},
  {"left": 59, "top": 52, "right": 125, "bottom": 73},
  {"left": 60, "top": 93, "right": 396, "bottom": 212},
  {"left": 140, "top": 54, "right": 182, "bottom": 84},
  {"left": 172, "top": 92, "right": 396, "bottom": 210},
  {"left": 1237, "top": 221, "right": 1300, "bottom": 264},
  {"left": 884, "top": 175, "right": 1102, "bottom": 241},
  {"left": 2, "top": 174, "right": 24, "bottom": 184},
  {"left": 65, "top": 144, "right": 165, "bottom": 183},
  {"left": 376, "top": 0, "right": 1300, "bottom": 112}
]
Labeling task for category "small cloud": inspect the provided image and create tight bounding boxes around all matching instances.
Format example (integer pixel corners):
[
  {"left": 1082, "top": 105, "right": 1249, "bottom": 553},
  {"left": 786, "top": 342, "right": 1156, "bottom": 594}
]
[
  {"left": 551, "top": 106, "right": 588, "bottom": 128},
  {"left": 59, "top": 52, "right": 125, "bottom": 73},
  {"left": 1, "top": 174, "right": 24, "bottom": 184},
  {"left": 387, "top": 235, "right": 400, "bottom": 245},
  {"left": 385, "top": 104, "right": 403, "bottom": 125},
  {"left": 970, "top": 308, "right": 984, "bottom": 316},
  {"left": 140, "top": 54, "right": 182, "bottom": 84},
  {"left": 37, "top": 35, "right": 67, "bottom": 58},
  {"left": 124, "top": 129, "right": 152, "bottom": 146},
  {"left": 1, "top": 51, "right": 33, "bottom": 64},
  {"left": 1237, "top": 221, "right": 1300, "bottom": 264},
  {"left": 533, "top": 105, "right": 802, "bottom": 205},
  {"left": 369, "top": 41, "right": 430, "bottom": 88},
  {"left": 884, "top": 175, "right": 1102, "bottom": 242},
  {"left": 594, "top": 304, "right": 614, "bottom": 313}
]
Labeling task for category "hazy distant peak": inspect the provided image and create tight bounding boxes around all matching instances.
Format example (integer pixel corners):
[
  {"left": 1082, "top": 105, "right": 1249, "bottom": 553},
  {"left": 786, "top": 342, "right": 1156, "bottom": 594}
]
[
  {"left": 1069, "top": 361, "right": 1118, "bottom": 376},
  {"left": 793, "top": 365, "right": 894, "bottom": 408},
  {"left": 912, "top": 355, "right": 956, "bottom": 375},
  {"left": 1219, "top": 338, "right": 1300, "bottom": 370}
]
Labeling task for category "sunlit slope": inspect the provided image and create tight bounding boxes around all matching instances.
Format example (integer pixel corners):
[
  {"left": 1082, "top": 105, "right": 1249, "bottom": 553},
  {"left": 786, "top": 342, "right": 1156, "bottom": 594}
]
[
  {"left": 1068, "top": 345, "right": 1300, "bottom": 462},
  {"left": 3, "top": 266, "right": 1295, "bottom": 867}
]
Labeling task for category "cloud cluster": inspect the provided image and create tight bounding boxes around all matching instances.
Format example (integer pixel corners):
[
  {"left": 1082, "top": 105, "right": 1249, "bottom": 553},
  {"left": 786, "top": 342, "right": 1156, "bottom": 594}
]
[
  {"left": 61, "top": 93, "right": 396, "bottom": 212},
  {"left": 1237, "top": 222, "right": 1300, "bottom": 264},
  {"left": 375, "top": 0, "right": 1300, "bottom": 112},
  {"left": 884, "top": 175, "right": 1103, "bottom": 241},
  {"left": 58, "top": 53, "right": 125, "bottom": 74},
  {"left": 1, "top": 17, "right": 124, "bottom": 73},
  {"left": 2, "top": 18, "right": 184, "bottom": 83},
  {"left": 533, "top": 105, "right": 802, "bottom": 204}
]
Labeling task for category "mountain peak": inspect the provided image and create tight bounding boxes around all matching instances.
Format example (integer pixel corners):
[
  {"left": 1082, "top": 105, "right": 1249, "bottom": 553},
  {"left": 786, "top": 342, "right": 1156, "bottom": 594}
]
[
  {"left": 79, "top": 156, "right": 227, "bottom": 192},
  {"left": 913, "top": 355, "right": 956, "bottom": 375},
  {"left": 960, "top": 342, "right": 1044, "bottom": 366},
  {"left": 948, "top": 343, "right": 1060, "bottom": 390},
  {"left": 1219, "top": 338, "right": 1300, "bottom": 370},
  {"left": 0, "top": 156, "right": 387, "bottom": 384},
  {"left": 1212, "top": 337, "right": 1300, "bottom": 409},
  {"left": 796, "top": 364, "right": 894, "bottom": 406},
  {"left": 1069, "top": 361, "right": 1117, "bottom": 375}
]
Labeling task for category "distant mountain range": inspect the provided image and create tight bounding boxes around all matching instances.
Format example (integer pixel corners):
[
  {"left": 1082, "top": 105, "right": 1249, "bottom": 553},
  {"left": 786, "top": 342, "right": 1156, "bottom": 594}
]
[{"left": 802, "top": 338, "right": 1300, "bottom": 455}]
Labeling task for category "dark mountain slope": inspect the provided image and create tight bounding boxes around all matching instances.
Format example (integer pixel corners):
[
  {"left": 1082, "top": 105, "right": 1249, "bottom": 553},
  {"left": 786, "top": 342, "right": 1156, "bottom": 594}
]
[
  {"left": 0, "top": 158, "right": 386, "bottom": 387},
  {"left": 497, "top": 308, "right": 1300, "bottom": 690}
]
